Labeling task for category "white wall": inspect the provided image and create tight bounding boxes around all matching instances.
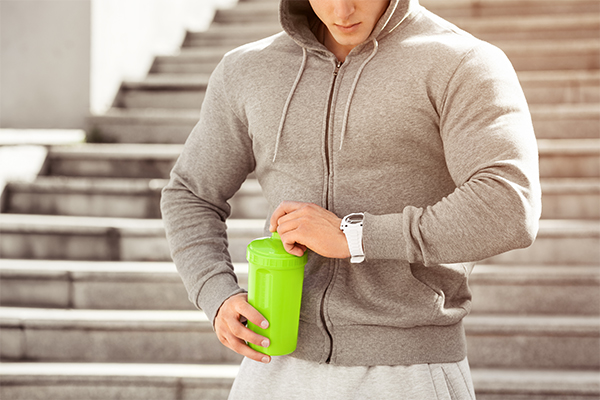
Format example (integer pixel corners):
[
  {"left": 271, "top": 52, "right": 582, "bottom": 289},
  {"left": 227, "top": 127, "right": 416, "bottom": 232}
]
[
  {"left": 90, "top": 0, "right": 237, "bottom": 115},
  {"left": 0, "top": 0, "right": 236, "bottom": 129},
  {"left": 0, "top": 0, "right": 92, "bottom": 129}
]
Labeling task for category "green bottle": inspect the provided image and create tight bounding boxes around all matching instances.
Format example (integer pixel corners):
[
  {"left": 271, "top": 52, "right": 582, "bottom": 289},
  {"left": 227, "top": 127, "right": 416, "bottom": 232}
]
[{"left": 246, "top": 232, "right": 307, "bottom": 356}]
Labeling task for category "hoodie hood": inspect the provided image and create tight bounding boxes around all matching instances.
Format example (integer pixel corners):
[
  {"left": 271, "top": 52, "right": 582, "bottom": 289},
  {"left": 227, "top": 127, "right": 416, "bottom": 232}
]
[{"left": 279, "top": 0, "right": 418, "bottom": 55}]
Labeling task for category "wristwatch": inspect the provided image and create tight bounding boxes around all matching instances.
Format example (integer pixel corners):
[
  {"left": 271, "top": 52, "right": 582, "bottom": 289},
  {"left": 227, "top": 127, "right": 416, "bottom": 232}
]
[{"left": 340, "top": 213, "right": 365, "bottom": 263}]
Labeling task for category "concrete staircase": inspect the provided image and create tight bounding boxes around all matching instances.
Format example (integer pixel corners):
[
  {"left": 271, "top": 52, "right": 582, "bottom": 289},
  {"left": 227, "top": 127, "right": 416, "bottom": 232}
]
[{"left": 1, "top": 0, "right": 599, "bottom": 398}]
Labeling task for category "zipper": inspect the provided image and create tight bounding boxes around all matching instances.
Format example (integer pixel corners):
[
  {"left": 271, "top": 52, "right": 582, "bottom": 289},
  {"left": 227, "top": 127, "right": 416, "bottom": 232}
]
[
  {"left": 324, "top": 61, "right": 342, "bottom": 209},
  {"left": 320, "top": 260, "right": 336, "bottom": 363},
  {"left": 321, "top": 60, "right": 342, "bottom": 363}
]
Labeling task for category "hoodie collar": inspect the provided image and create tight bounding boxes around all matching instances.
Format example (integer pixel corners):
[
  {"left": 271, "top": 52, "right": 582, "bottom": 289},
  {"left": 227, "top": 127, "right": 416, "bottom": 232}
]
[{"left": 279, "top": 0, "right": 418, "bottom": 55}]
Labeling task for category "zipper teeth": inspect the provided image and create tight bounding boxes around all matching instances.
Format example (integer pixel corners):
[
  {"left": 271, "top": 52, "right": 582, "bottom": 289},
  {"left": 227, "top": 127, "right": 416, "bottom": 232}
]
[
  {"left": 320, "top": 261, "right": 335, "bottom": 363},
  {"left": 324, "top": 61, "right": 342, "bottom": 209},
  {"left": 321, "top": 61, "right": 342, "bottom": 364}
]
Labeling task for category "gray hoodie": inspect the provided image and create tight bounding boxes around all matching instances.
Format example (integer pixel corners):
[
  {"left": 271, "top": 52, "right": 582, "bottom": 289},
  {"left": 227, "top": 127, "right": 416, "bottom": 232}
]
[{"left": 161, "top": 0, "right": 541, "bottom": 366}]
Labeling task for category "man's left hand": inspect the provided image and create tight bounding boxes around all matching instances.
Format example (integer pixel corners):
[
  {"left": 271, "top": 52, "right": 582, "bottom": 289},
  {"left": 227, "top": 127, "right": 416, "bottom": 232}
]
[{"left": 269, "top": 201, "right": 351, "bottom": 259}]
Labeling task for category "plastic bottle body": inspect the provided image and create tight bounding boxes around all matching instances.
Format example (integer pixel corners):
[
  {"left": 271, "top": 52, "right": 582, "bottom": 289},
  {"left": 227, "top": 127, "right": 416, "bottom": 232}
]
[
  {"left": 247, "top": 263, "right": 304, "bottom": 355},
  {"left": 246, "top": 233, "right": 307, "bottom": 356}
]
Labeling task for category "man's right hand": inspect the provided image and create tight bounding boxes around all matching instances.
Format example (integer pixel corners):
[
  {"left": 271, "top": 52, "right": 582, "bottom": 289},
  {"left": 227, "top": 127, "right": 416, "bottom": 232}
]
[{"left": 214, "top": 293, "right": 272, "bottom": 363}]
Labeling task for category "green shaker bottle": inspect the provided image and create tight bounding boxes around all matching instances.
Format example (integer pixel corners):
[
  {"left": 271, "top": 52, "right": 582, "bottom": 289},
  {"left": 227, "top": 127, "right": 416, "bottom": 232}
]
[{"left": 246, "top": 232, "right": 307, "bottom": 356}]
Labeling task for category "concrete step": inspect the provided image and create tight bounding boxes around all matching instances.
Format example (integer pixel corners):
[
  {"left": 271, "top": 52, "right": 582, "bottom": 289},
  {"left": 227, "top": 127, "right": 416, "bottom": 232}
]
[
  {"left": 422, "top": 0, "right": 600, "bottom": 18},
  {"left": 1, "top": 307, "right": 597, "bottom": 369},
  {"left": 3, "top": 176, "right": 598, "bottom": 220},
  {"left": 519, "top": 70, "right": 600, "bottom": 105},
  {"left": 0, "top": 362, "right": 238, "bottom": 400},
  {"left": 0, "top": 129, "right": 86, "bottom": 146},
  {"left": 214, "top": 0, "right": 600, "bottom": 24},
  {"left": 469, "top": 264, "right": 600, "bottom": 316},
  {"left": 109, "top": 70, "right": 600, "bottom": 110},
  {"left": 0, "top": 214, "right": 171, "bottom": 262},
  {"left": 541, "top": 178, "right": 600, "bottom": 219},
  {"left": 89, "top": 104, "right": 599, "bottom": 144},
  {"left": 471, "top": 368, "right": 600, "bottom": 400},
  {"left": 87, "top": 109, "right": 198, "bottom": 144},
  {"left": 186, "top": 14, "right": 600, "bottom": 48},
  {"left": 538, "top": 139, "right": 600, "bottom": 178},
  {"left": 1, "top": 363, "right": 597, "bottom": 400},
  {"left": 183, "top": 23, "right": 282, "bottom": 48},
  {"left": 113, "top": 74, "right": 210, "bottom": 110},
  {"left": 2, "top": 177, "right": 268, "bottom": 219},
  {"left": 1, "top": 260, "right": 598, "bottom": 316},
  {"left": 3, "top": 177, "right": 165, "bottom": 219},
  {"left": 531, "top": 103, "right": 600, "bottom": 139},
  {"left": 501, "top": 39, "right": 600, "bottom": 71},
  {"left": 471, "top": 315, "right": 600, "bottom": 370},
  {"left": 465, "top": 314, "right": 600, "bottom": 369},
  {"left": 1, "top": 214, "right": 597, "bottom": 264},
  {"left": 0, "top": 307, "right": 242, "bottom": 364},
  {"left": 207, "top": 1, "right": 284, "bottom": 24},
  {"left": 0, "top": 214, "right": 264, "bottom": 262},
  {"left": 455, "top": 13, "right": 600, "bottom": 41},
  {"left": 0, "top": 260, "right": 247, "bottom": 311},
  {"left": 46, "top": 143, "right": 184, "bottom": 178},
  {"left": 150, "top": 47, "right": 226, "bottom": 75},
  {"left": 485, "top": 219, "right": 599, "bottom": 265}
]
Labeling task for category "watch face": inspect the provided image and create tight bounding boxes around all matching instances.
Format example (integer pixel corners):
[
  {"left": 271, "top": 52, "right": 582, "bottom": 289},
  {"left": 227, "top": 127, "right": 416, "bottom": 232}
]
[{"left": 346, "top": 213, "right": 364, "bottom": 224}]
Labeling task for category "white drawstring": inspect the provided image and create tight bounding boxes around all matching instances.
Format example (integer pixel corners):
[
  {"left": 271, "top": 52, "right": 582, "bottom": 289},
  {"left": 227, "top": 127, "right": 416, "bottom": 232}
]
[
  {"left": 339, "top": 39, "right": 379, "bottom": 151},
  {"left": 272, "top": 47, "right": 308, "bottom": 162}
]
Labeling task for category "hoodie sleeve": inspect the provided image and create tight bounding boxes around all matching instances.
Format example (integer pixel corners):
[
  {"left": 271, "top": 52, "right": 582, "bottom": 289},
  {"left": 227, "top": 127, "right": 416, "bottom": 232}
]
[
  {"left": 363, "top": 42, "right": 542, "bottom": 265},
  {"left": 160, "top": 59, "right": 255, "bottom": 322}
]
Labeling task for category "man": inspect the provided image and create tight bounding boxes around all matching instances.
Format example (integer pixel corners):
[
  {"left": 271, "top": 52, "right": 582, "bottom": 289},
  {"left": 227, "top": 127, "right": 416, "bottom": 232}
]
[{"left": 161, "top": 0, "right": 541, "bottom": 398}]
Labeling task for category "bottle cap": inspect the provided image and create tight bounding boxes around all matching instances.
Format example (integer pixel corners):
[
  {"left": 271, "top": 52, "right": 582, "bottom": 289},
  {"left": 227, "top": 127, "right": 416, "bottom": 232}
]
[{"left": 246, "top": 232, "right": 308, "bottom": 269}]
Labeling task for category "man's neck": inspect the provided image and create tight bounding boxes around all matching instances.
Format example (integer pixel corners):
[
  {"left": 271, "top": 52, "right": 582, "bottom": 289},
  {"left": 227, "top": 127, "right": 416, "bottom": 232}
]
[{"left": 319, "top": 23, "right": 352, "bottom": 63}]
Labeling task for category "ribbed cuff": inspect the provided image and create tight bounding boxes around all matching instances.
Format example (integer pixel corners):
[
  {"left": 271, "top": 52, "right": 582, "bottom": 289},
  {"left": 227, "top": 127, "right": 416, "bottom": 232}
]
[
  {"left": 363, "top": 212, "right": 406, "bottom": 260},
  {"left": 196, "top": 272, "right": 246, "bottom": 324}
]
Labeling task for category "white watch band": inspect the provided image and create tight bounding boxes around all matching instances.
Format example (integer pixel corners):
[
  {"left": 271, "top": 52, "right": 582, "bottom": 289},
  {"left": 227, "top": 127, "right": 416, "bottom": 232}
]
[{"left": 340, "top": 213, "right": 365, "bottom": 263}]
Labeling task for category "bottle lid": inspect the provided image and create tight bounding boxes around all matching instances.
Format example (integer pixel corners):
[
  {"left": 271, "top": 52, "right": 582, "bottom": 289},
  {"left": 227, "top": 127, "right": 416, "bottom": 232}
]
[{"left": 246, "top": 232, "right": 307, "bottom": 269}]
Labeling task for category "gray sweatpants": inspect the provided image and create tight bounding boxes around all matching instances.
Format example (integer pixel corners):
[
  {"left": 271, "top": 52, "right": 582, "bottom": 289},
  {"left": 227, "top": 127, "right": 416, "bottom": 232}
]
[{"left": 228, "top": 355, "right": 476, "bottom": 400}]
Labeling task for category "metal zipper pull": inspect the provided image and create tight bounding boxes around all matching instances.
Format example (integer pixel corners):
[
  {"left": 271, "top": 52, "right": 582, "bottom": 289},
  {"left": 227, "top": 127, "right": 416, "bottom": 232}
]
[{"left": 333, "top": 61, "right": 342, "bottom": 76}]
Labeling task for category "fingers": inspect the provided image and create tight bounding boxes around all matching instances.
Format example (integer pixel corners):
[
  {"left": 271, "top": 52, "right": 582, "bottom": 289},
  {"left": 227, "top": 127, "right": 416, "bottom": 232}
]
[
  {"left": 219, "top": 317, "right": 272, "bottom": 363},
  {"left": 220, "top": 333, "right": 272, "bottom": 364},
  {"left": 281, "top": 238, "right": 307, "bottom": 257},
  {"left": 269, "top": 201, "right": 310, "bottom": 256},
  {"left": 268, "top": 201, "right": 349, "bottom": 259},
  {"left": 269, "top": 202, "right": 318, "bottom": 256},
  {"left": 236, "top": 299, "right": 269, "bottom": 330},
  {"left": 272, "top": 202, "right": 338, "bottom": 231},
  {"left": 269, "top": 201, "right": 307, "bottom": 232},
  {"left": 214, "top": 293, "right": 272, "bottom": 363},
  {"left": 275, "top": 222, "right": 309, "bottom": 257}
]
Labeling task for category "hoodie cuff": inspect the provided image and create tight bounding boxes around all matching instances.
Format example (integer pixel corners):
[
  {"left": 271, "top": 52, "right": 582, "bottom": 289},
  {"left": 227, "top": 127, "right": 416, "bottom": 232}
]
[
  {"left": 363, "top": 212, "right": 406, "bottom": 260},
  {"left": 196, "top": 272, "right": 246, "bottom": 324}
]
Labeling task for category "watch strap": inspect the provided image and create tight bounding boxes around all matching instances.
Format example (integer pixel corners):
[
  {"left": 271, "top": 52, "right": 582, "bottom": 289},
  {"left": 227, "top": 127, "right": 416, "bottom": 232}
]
[{"left": 341, "top": 213, "right": 365, "bottom": 263}]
